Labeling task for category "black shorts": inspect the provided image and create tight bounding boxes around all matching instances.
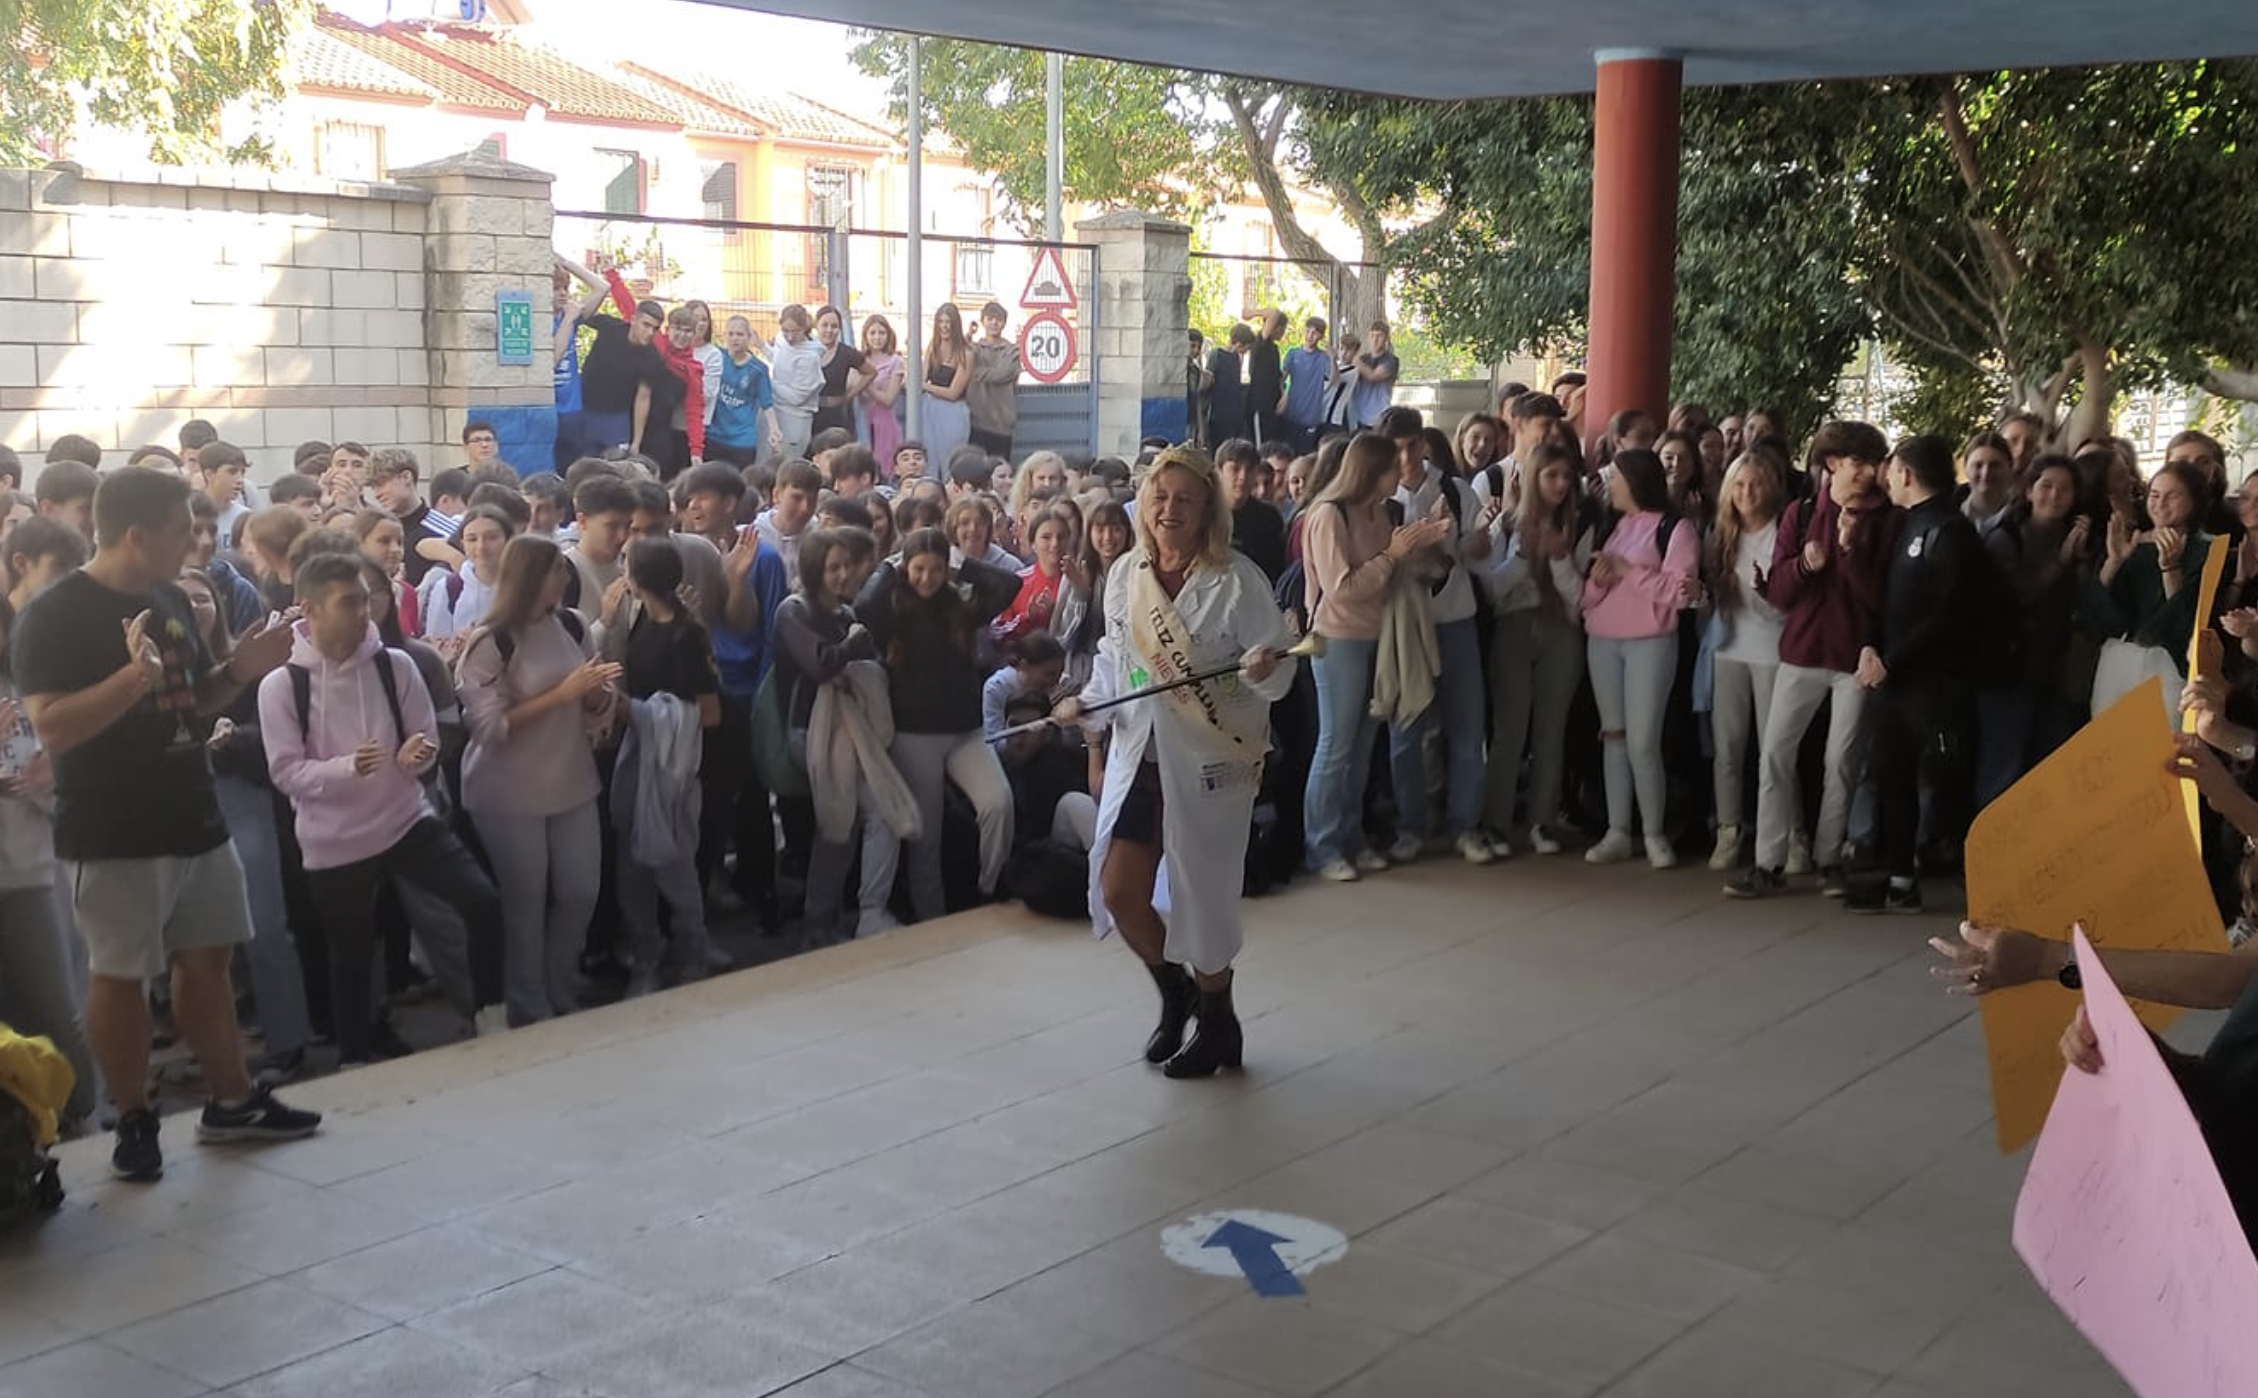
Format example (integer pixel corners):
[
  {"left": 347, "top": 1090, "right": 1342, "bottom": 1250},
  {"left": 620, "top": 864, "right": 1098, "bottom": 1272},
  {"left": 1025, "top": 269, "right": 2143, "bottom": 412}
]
[{"left": 1111, "top": 762, "right": 1165, "bottom": 849}]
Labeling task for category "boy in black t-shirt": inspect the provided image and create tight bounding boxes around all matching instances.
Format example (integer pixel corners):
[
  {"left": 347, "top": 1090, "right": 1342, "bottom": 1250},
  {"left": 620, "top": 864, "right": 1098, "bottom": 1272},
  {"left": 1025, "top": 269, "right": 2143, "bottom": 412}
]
[
  {"left": 580, "top": 296, "right": 670, "bottom": 457},
  {"left": 9, "top": 467, "right": 321, "bottom": 1183},
  {"left": 614, "top": 539, "right": 721, "bottom": 996}
]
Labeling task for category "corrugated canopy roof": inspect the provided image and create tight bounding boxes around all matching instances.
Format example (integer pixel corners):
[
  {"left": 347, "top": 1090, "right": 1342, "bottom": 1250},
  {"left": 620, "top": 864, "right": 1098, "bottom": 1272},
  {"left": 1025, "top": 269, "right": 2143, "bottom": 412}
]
[{"left": 680, "top": 0, "right": 2258, "bottom": 98}]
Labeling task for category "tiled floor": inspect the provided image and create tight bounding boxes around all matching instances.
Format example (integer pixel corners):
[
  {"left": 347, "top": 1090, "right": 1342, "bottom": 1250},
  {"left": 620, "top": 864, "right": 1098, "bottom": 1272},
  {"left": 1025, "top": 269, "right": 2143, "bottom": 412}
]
[{"left": 0, "top": 858, "right": 2149, "bottom": 1397}]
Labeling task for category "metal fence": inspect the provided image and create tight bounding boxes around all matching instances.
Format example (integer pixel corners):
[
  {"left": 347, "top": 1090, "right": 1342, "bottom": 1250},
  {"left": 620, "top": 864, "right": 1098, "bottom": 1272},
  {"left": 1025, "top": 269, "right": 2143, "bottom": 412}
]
[
  {"left": 555, "top": 209, "right": 1099, "bottom": 453},
  {"left": 1189, "top": 249, "right": 1378, "bottom": 347}
]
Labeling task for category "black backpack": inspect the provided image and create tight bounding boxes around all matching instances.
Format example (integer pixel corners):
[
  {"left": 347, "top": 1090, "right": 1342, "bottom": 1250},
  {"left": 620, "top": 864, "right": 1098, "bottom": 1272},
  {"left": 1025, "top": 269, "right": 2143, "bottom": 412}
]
[
  {"left": 288, "top": 648, "right": 408, "bottom": 746},
  {"left": 0, "top": 1095, "right": 63, "bottom": 1228},
  {"left": 1004, "top": 839, "right": 1092, "bottom": 919}
]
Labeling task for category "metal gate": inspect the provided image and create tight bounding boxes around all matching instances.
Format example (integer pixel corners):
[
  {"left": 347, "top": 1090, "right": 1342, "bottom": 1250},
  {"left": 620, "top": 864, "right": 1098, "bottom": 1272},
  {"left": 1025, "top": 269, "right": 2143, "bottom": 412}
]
[{"left": 555, "top": 209, "right": 1099, "bottom": 455}]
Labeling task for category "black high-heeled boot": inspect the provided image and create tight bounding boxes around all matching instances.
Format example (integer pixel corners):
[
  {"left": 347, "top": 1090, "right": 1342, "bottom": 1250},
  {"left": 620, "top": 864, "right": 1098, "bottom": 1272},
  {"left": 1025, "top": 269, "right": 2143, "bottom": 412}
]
[
  {"left": 1164, "top": 981, "right": 1242, "bottom": 1078},
  {"left": 1144, "top": 962, "right": 1197, "bottom": 1064}
]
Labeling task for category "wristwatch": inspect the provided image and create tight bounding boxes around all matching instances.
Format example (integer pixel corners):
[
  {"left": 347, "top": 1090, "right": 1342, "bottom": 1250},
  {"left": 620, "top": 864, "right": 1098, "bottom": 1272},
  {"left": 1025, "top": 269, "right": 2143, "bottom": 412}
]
[{"left": 2056, "top": 953, "right": 2082, "bottom": 992}]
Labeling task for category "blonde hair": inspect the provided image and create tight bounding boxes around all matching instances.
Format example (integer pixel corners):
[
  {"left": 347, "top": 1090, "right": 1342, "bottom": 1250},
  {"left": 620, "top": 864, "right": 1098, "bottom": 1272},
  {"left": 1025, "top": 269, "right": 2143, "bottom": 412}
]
[
  {"left": 1708, "top": 449, "right": 1786, "bottom": 614},
  {"left": 1131, "top": 446, "right": 1233, "bottom": 570}
]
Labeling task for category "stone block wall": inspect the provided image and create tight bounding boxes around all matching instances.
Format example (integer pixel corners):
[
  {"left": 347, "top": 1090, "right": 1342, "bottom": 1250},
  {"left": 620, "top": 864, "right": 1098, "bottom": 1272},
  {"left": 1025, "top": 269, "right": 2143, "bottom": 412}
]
[
  {"left": 0, "top": 164, "right": 441, "bottom": 479},
  {"left": 0, "top": 152, "right": 558, "bottom": 483}
]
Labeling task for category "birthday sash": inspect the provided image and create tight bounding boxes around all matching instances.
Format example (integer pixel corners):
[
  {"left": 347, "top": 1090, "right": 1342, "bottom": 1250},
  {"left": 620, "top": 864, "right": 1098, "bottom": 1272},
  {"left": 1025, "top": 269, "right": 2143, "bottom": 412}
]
[{"left": 1125, "top": 555, "right": 1269, "bottom": 765}]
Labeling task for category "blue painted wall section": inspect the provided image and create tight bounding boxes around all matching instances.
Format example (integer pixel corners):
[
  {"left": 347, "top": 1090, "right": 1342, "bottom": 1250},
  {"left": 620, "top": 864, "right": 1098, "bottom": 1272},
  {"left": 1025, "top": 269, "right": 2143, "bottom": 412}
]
[
  {"left": 1141, "top": 396, "right": 1189, "bottom": 445},
  {"left": 473, "top": 404, "right": 558, "bottom": 478}
]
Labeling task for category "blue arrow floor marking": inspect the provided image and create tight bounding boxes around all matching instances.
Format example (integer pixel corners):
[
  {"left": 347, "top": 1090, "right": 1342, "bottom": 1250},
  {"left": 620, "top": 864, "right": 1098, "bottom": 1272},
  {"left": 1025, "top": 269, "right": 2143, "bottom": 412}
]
[{"left": 1204, "top": 1218, "right": 1306, "bottom": 1297}]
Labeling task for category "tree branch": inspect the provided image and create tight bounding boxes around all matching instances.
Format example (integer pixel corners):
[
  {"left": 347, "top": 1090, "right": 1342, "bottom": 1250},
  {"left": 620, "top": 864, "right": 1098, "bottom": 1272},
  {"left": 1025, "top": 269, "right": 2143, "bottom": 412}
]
[
  {"left": 1934, "top": 79, "right": 2030, "bottom": 291},
  {"left": 2204, "top": 365, "right": 2258, "bottom": 402},
  {"left": 1221, "top": 83, "right": 1355, "bottom": 280}
]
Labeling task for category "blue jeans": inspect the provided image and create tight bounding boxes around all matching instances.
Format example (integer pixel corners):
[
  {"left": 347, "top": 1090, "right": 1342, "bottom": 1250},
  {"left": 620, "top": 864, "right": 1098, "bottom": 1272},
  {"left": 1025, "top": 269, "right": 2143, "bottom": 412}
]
[
  {"left": 1304, "top": 637, "right": 1381, "bottom": 868},
  {"left": 1587, "top": 633, "right": 1678, "bottom": 840},
  {"left": 1392, "top": 616, "right": 1487, "bottom": 840}
]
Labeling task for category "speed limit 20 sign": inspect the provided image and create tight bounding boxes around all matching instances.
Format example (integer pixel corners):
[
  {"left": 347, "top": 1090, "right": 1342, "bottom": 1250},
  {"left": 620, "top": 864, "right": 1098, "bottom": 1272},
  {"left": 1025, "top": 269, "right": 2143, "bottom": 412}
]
[{"left": 1021, "top": 311, "right": 1078, "bottom": 384}]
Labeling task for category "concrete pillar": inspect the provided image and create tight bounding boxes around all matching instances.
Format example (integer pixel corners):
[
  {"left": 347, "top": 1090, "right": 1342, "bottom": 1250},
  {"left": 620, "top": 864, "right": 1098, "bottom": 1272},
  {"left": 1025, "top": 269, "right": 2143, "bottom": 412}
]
[
  {"left": 393, "top": 151, "right": 558, "bottom": 474},
  {"left": 1584, "top": 52, "right": 1683, "bottom": 449},
  {"left": 1077, "top": 210, "right": 1192, "bottom": 457}
]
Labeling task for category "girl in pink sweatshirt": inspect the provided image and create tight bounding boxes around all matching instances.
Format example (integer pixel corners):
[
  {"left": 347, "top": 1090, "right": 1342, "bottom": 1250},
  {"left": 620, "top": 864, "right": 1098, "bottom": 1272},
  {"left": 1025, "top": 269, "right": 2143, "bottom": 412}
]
[{"left": 1580, "top": 448, "right": 1701, "bottom": 869}]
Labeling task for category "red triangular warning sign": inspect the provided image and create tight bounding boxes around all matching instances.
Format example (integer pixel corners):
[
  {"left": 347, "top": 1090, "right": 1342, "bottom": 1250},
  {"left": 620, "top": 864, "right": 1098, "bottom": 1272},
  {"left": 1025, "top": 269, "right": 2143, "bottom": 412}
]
[{"left": 1019, "top": 246, "right": 1078, "bottom": 310}]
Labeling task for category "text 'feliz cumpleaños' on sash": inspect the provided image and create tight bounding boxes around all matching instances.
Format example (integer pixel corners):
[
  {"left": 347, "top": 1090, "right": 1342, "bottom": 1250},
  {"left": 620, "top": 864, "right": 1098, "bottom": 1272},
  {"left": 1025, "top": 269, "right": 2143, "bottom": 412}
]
[{"left": 1125, "top": 555, "right": 1268, "bottom": 765}]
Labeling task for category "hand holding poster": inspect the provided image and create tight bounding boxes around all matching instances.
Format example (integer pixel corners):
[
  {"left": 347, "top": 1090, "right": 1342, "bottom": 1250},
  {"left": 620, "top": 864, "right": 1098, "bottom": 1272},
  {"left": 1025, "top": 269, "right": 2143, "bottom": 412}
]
[
  {"left": 1966, "top": 678, "right": 2225, "bottom": 1152},
  {"left": 2014, "top": 929, "right": 2258, "bottom": 1398}
]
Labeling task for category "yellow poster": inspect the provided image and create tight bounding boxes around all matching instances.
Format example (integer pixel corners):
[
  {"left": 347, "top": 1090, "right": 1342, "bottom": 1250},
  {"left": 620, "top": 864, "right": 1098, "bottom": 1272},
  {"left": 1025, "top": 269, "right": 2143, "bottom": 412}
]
[
  {"left": 2183, "top": 542, "right": 2228, "bottom": 842},
  {"left": 1966, "top": 677, "right": 2226, "bottom": 1154}
]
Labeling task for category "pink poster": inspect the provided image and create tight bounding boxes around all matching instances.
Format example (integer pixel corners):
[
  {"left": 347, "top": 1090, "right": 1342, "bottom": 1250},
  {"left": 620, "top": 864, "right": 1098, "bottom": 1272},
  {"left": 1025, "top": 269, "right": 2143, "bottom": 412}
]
[{"left": 2013, "top": 929, "right": 2258, "bottom": 1396}]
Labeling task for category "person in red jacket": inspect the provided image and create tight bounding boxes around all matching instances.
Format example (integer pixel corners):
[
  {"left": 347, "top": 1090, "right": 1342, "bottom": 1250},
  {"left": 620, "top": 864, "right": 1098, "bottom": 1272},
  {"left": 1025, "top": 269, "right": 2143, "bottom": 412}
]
[
  {"left": 1726, "top": 420, "right": 1899, "bottom": 900},
  {"left": 653, "top": 306, "right": 710, "bottom": 480}
]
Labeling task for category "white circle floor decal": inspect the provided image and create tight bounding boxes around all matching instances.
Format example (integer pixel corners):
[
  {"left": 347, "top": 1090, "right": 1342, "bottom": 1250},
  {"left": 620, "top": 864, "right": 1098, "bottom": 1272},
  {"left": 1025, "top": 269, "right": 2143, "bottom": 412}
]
[{"left": 1160, "top": 1210, "right": 1348, "bottom": 1297}]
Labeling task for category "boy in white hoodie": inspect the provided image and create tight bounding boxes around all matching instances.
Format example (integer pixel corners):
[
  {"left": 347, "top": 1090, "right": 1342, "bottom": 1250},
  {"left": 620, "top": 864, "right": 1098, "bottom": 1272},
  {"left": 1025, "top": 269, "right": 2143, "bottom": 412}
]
[{"left": 258, "top": 552, "right": 495, "bottom": 1064}]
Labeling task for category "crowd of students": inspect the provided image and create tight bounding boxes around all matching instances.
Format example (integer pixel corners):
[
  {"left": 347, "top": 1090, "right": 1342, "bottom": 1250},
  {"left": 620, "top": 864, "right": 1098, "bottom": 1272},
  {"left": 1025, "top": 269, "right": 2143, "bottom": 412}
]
[{"left": 2, "top": 296, "right": 2252, "bottom": 1184}]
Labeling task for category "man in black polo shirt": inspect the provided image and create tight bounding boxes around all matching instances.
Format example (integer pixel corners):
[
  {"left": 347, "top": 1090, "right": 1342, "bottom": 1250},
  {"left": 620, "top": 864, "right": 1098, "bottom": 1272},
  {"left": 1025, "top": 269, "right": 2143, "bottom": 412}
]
[
  {"left": 1849, "top": 434, "right": 1984, "bottom": 915},
  {"left": 10, "top": 468, "right": 322, "bottom": 1182}
]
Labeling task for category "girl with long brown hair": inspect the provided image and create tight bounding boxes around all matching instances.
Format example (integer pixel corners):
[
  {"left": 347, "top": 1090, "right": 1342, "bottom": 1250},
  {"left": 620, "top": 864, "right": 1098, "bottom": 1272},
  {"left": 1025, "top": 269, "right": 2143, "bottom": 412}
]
[
  {"left": 456, "top": 534, "right": 621, "bottom": 1025},
  {"left": 853, "top": 526, "right": 1019, "bottom": 925},
  {"left": 919, "top": 304, "right": 974, "bottom": 465},
  {"left": 1480, "top": 441, "right": 1593, "bottom": 854},
  {"left": 1299, "top": 432, "right": 1453, "bottom": 882}
]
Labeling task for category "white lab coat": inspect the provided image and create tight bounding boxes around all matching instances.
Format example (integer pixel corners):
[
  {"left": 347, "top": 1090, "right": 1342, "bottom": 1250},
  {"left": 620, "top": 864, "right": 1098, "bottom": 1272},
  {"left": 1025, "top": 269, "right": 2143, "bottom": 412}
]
[{"left": 1084, "top": 550, "right": 1297, "bottom": 974}]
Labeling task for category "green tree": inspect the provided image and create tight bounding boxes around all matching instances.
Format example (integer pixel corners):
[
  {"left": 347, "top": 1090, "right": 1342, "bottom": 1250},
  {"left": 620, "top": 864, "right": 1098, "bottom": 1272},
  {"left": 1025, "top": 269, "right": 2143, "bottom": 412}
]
[
  {"left": 1854, "top": 62, "right": 2258, "bottom": 442},
  {"left": 849, "top": 35, "right": 1233, "bottom": 228},
  {"left": 1316, "top": 83, "right": 1877, "bottom": 436},
  {"left": 2, "top": 0, "right": 313, "bottom": 165},
  {"left": 850, "top": 37, "right": 1426, "bottom": 351}
]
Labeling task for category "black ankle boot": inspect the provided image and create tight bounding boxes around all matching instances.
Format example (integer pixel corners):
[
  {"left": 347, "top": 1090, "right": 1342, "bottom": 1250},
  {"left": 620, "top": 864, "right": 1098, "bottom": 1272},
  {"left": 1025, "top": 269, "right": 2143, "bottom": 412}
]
[
  {"left": 1144, "top": 962, "right": 1197, "bottom": 1065},
  {"left": 1164, "top": 982, "right": 1242, "bottom": 1079}
]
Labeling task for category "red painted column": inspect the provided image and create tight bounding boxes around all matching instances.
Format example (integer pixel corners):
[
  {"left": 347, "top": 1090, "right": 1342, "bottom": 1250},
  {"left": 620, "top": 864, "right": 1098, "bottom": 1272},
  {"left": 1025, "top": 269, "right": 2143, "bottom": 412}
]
[{"left": 1584, "top": 51, "right": 1683, "bottom": 451}]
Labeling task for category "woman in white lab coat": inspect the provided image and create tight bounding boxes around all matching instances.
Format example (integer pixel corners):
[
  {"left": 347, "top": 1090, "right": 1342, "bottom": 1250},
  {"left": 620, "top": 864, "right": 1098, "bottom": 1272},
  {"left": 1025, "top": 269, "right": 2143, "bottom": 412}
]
[{"left": 1064, "top": 446, "right": 1298, "bottom": 1078}]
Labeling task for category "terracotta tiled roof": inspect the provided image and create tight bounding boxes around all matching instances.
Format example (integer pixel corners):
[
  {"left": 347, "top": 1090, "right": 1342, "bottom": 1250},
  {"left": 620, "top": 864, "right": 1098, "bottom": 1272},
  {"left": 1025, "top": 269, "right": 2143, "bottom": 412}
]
[
  {"left": 605, "top": 67, "right": 767, "bottom": 139},
  {"left": 316, "top": 18, "right": 525, "bottom": 113},
  {"left": 633, "top": 66, "right": 897, "bottom": 149},
  {"left": 382, "top": 23, "right": 685, "bottom": 127},
  {"left": 291, "top": 26, "right": 437, "bottom": 101}
]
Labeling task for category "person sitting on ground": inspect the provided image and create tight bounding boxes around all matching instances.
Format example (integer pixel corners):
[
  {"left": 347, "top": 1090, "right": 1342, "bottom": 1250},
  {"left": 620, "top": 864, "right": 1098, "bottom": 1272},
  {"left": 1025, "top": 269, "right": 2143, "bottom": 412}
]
[{"left": 984, "top": 631, "right": 1068, "bottom": 741}]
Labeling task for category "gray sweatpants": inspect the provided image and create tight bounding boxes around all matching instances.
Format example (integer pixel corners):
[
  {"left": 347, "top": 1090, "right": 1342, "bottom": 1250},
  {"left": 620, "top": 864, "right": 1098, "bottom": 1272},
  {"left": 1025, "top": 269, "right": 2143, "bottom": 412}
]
[
  {"left": 472, "top": 804, "right": 600, "bottom": 1025},
  {"left": 863, "top": 730, "right": 1013, "bottom": 924}
]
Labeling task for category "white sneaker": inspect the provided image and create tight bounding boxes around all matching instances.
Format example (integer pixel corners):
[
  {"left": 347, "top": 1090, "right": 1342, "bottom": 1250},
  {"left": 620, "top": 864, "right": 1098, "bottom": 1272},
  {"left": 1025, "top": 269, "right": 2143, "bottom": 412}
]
[
  {"left": 1527, "top": 825, "right": 1563, "bottom": 855},
  {"left": 1317, "top": 858, "right": 1361, "bottom": 883},
  {"left": 1481, "top": 828, "right": 1515, "bottom": 859},
  {"left": 1785, "top": 832, "right": 1814, "bottom": 877},
  {"left": 1353, "top": 849, "right": 1391, "bottom": 874},
  {"left": 1708, "top": 825, "right": 1743, "bottom": 872},
  {"left": 1456, "top": 831, "right": 1497, "bottom": 865},
  {"left": 1646, "top": 836, "right": 1678, "bottom": 870},
  {"left": 1585, "top": 830, "right": 1636, "bottom": 865},
  {"left": 473, "top": 1005, "right": 510, "bottom": 1038},
  {"left": 1386, "top": 834, "right": 1424, "bottom": 864}
]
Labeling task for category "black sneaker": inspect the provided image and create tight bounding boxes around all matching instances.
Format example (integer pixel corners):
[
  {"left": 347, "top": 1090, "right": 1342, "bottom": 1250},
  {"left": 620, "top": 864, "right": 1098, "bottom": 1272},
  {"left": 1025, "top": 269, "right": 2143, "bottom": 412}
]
[
  {"left": 1817, "top": 866, "right": 1849, "bottom": 898},
  {"left": 1846, "top": 882, "right": 1924, "bottom": 916},
  {"left": 1724, "top": 867, "right": 1785, "bottom": 900},
  {"left": 196, "top": 1086, "right": 323, "bottom": 1145},
  {"left": 112, "top": 1109, "right": 162, "bottom": 1182}
]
